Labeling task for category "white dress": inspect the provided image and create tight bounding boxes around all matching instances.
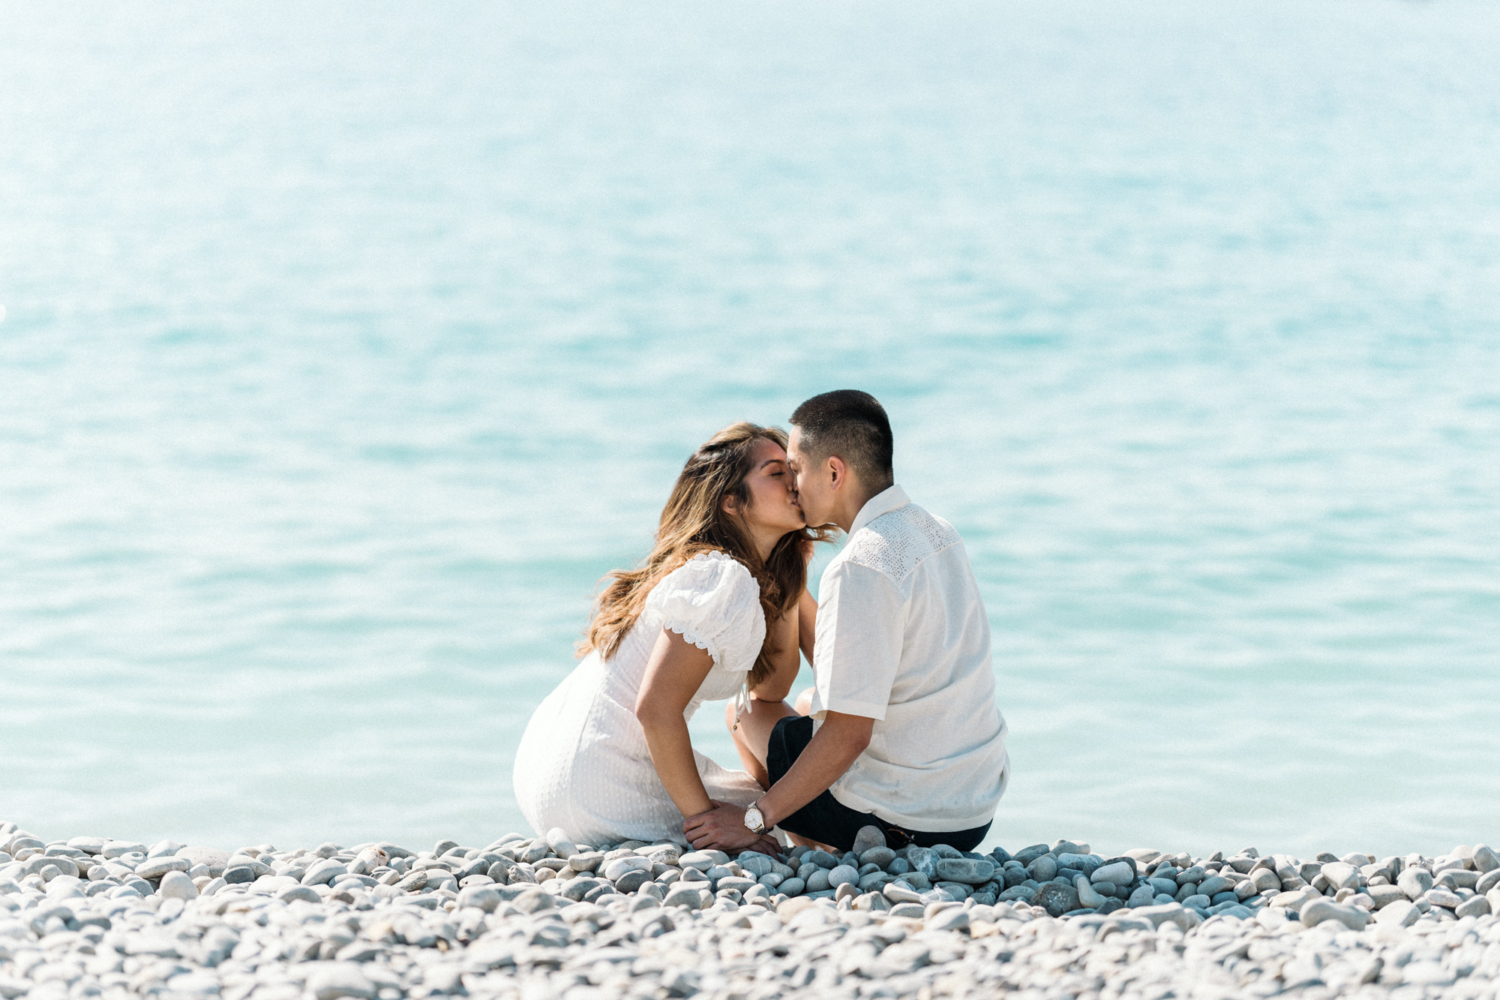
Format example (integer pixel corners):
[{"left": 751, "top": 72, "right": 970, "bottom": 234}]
[{"left": 513, "top": 551, "right": 769, "bottom": 848}]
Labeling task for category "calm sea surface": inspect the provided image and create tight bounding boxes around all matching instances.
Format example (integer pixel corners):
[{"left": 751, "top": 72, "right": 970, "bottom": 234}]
[{"left": 2, "top": 1, "right": 1498, "bottom": 860}]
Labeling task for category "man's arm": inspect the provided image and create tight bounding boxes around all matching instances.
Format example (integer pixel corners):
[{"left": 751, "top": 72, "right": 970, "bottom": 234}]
[
  {"left": 757, "top": 710, "right": 872, "bottom": 826},
  {"left": 682, "top": 709, "right": 873, "bottom": 847},
  {"left": 690, "top": 563, "right": 901, "bottom": 848}
]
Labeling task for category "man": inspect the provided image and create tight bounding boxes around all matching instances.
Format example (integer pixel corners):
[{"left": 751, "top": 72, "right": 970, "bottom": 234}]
[{"left": 687, "top": 389, "right": 1008, "bottom": 852}]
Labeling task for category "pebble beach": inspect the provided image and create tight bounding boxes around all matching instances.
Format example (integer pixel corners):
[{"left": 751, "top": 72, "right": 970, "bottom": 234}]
[{"left": 4, "top": 820, "right": 1500, "bottom": 1000}]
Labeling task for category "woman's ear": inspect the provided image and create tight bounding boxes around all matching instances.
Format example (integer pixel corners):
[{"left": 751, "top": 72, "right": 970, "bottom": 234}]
[{"left": 721, "top": 494, "right": 741, "bottom": 516}]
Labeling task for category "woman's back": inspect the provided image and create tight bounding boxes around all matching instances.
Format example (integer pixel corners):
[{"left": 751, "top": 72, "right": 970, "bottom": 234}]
[{"left": 512, "top": 551, "right": 766, "bottom": 847}]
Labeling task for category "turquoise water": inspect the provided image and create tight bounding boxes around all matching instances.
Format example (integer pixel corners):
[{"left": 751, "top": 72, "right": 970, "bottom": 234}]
[{"left": 2, "top": 1, "right": 1498, "bottom": 860}]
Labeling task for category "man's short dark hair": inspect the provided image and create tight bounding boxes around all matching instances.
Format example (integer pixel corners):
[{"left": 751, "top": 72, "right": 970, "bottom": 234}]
[{"left": 789, "top": 390, "right": 894, "bottom": 488}]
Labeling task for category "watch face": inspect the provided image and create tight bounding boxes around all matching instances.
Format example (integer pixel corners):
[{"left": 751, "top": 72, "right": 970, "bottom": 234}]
[{"left": 746, "top": 807, "right": 764, "bottom": 832}]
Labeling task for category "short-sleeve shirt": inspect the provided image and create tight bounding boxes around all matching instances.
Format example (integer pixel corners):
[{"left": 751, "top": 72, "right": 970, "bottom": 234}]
[{"left": 810, "top": 485, "right": 1009, "bottom": 832}]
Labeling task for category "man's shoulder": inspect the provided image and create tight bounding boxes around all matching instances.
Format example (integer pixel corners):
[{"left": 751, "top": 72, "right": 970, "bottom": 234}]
[{"left": 836, "top": 501, "right": 962, "bottom": 584}]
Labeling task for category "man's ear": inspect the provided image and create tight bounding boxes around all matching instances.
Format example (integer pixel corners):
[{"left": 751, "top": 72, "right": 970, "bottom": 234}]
[{"left": 826, "top": 455, "right": 847, "bottom": 492}]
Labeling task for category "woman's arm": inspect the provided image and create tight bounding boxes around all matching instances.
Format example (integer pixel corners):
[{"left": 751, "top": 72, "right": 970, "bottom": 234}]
[
  {"left": 748, "top": 606, "right": 800, "bottom": 703},
  {"left": 798, "top": 589, "right": 817, "bottom": 665},
  {"left": 634, "top": 629, "right": 716, "bottom": 820}
]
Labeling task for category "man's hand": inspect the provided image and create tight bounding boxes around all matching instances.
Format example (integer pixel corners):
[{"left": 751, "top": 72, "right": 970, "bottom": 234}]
[{"left": 681, "top": 801, "right": 779, "bottom": 855}]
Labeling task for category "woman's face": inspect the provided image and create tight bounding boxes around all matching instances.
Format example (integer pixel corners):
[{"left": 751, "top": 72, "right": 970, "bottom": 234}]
[{"left": 736, "top": 438, "right": 806, "bottom": 536}]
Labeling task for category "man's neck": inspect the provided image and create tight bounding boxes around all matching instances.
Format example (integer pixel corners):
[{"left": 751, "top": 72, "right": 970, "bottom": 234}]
[{"left": 831, "top": 480, "right": 892, "bottom": 535}]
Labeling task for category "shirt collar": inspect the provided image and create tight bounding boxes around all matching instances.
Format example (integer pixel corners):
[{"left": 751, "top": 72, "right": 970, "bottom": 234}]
[{"left": 848, "top": 484, "right": 909, "bottom": 537}]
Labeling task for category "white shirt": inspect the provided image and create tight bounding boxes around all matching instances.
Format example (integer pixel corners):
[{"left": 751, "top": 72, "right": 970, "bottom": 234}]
[{"left": 810, "top": 485, "right": 1009, "bottom": 832}]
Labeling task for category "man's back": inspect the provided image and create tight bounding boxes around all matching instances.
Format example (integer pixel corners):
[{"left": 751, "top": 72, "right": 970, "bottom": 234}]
[{"left": 812, "top": 485, "right": 1009, "bottom": 831}]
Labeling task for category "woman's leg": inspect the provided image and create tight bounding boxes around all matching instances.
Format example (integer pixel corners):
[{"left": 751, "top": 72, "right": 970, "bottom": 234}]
[{"left": 725, "top": 697, "right": 799, "bottom": 789}]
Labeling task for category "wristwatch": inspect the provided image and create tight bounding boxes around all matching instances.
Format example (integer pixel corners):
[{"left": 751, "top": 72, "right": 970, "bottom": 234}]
[{"left": 744, "top": 802, "right": 767, "bottom": 834}]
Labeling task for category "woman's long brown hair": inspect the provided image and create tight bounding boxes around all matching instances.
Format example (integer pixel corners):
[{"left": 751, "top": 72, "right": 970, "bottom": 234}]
[{"left": 581, "top": 422, "right": 827, "bottom": 688}]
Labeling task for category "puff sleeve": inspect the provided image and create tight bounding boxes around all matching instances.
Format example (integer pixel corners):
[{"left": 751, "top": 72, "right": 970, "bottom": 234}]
[{"left": 643, "top": 552, "right": 767, "bottom": 673}]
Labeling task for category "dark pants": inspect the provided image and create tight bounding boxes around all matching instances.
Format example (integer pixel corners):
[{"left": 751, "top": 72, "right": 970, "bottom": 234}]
[{"left": 765, "top": 714, "right": 991, "bottom": 854}]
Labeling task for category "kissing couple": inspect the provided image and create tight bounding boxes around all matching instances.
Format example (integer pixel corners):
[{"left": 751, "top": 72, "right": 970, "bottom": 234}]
[{"left": 514, "top": 390, "right": 1008, "bottom": 856}]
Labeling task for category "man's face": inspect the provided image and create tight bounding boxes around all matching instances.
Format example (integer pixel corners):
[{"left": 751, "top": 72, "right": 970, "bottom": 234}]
[{"left": 787, "top": 427, "right": 834, "bottom": 528}]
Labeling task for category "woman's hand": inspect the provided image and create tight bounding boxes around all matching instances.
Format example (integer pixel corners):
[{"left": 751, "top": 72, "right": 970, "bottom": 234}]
[{"left": 749, "top": 834, "right": 783, "bottom": 857}]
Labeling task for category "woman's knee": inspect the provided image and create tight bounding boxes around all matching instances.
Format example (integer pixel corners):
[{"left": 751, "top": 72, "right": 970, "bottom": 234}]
[{"left": 794, "top": 686, "right": 815, "bottom": 716}]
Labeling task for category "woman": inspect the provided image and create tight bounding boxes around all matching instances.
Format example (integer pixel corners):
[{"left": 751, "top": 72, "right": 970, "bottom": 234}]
[{"left": 513, "top": 422, "right": 822, "bottom": 853}]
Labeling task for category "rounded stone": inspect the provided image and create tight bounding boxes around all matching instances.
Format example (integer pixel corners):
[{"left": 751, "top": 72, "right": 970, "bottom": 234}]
[
  {"left": 1074, "top": 876, "right": 1107, "bottom": 908},
  {"left": 135, "top": 857, "right": 190, "bottom": 880},
  {"left": 1250, "top": 868, "right": 1282, "bottom": 893},
  {"left": 614, "top": 869, "right": 652, "bottom": 893},
  {"left": 663, "top": 885, "right": 706, "bottom": 909},
  {"left": 394, "top": 871, "right": 427, "bottom": 892},
  {"left": 458, "top": 885, "right": 501, "bottom": 912},
  {"left": 884, "top": 881, "right": 923, "bottom": 903},
  {"left": 926, "top": 907, "right": 969, "bottom": 932},
  {"left": 717, "top": 876, "right": 759, "bottom": 895},
  {"left": 1398, "top": 867, "right": 1433, "bottom": 900},
  {"left": 777, "top": 877, "right": 806, "bottom": 896},
  {"left": 1091, "top": 861, "right": 1134, "bottom": 886},
  {"left": 157, "top": 871, "right": 198, "bottom": 900},
  {"left": 1300, "top": 898, "right": 1368, "bottom": 931},
  {"left": 1455, "top": 895, "right": 1491, "bottom": 919},
  {"left": 302, "top": 860, "right": 348, "bottom": 886},
  {"left": 602, "top": 857, "right": 651, "bottom": 882},
  {"left": 1320, "top": 862, "right": 1359, "bottom": 892},
  {"left": 178, "top": 847, "right": 230, "bottom": 878},
  {"left": 102, "top": 841, "right": 147, "bottom": 859},
  {"left": 512, "top": 888, "right": 554, "bottom": 913},
  {"left": 827, "top": 865, "right": 859, "bottom": 888},
  {"left": 278, "top": 885, "right": 323, "bottom": 904},
  {"left": 737, "top": 854, "right": 775, "bottom": 878},
  {"left": 561, "top": 877, "right": 599, "bottom": 901},
  {"left": 935, "top": 858, "right": 995, "bottom": 885},
  {"left": 544, "top": 828, "right": 577, "bottom": 859},
  {"left": 1197, "top": 875, "right": 1232, "bottom": 897},
  {"left": 1425, "top": 887, "right": 1462, "bottom": 910},
  {"left": 1027, "top": 855, "right": 1058, "bottom": 881},
  {"left": 305, "top": 962, "right": 376, "bottom": 1000},
  {"left": 1376, "top": 900, "right": 1420, "bottom": 927},
  {"left": 1031, "top": 882, "right": 1080, "bottom": 917},
  {"left": 1056, "top": 853, "right": 1098, "bottom": 875}
]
